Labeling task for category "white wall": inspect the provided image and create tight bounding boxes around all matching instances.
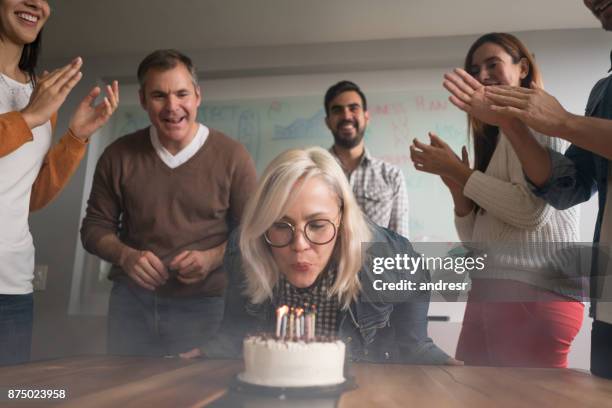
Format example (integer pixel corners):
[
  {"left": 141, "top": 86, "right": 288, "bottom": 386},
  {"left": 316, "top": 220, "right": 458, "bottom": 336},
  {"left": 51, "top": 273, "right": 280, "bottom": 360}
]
[{"left": 30, "top": 28, "right": 608, "bottom": 365}]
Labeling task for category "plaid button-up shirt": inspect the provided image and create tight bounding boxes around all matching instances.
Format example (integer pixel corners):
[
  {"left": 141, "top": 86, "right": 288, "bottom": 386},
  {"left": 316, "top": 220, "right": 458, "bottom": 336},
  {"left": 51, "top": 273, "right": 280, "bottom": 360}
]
[{"left": 330, "top": 146, "right": 410, "bottom": 238}]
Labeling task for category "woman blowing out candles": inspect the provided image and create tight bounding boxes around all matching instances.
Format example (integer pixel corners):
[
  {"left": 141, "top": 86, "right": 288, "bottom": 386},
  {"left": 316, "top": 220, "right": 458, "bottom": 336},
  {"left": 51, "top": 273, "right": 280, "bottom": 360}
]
[
  {"left": 181, "top": 147, "right": 459, "bottom": 365},
  {"left": 410, "top": 32, "right": 583, "bottom": 368},
  {"left": 0, "top": 0, "right": 119, "bottom": 366}
]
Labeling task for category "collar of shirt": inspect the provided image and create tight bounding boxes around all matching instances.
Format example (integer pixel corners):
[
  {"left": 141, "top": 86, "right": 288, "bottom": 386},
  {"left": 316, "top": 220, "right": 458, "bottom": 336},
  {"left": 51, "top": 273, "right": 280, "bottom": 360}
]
[
  {"left": 276, "top": 262, "right": 338, "bottom": 303},
  {"left": 608, "top": 49, "right": 612, "bottom": 73},
  {"left": 149, "top": 123, "right": 209, "bottom": 169},
  {"left": 279, "top": 269, "right": 330, "bottom": 296},
  {"left": 329, "top": 145, "right": 372, "bottom": 174},
  {"left": 0, "top": 73, "right": 33, "bottom": 111}
]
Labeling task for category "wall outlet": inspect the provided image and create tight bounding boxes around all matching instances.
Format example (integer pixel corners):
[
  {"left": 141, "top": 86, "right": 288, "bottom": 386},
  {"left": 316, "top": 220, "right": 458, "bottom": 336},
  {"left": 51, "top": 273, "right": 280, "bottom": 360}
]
[{"left": 33, "top": 264, "right": 48, "bottom": 291}]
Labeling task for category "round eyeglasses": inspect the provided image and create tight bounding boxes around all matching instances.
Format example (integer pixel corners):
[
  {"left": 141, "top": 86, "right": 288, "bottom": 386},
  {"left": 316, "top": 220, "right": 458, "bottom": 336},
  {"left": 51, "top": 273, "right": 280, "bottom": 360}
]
[{"left": 264, "top": 219, "right": 338, "bottom": 248}]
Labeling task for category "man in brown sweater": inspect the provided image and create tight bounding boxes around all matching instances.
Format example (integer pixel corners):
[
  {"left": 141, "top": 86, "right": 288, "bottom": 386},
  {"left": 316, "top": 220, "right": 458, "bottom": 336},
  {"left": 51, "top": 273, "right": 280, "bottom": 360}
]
[{"left": 81, "top": 50, "right": 256, "bottom": 356}]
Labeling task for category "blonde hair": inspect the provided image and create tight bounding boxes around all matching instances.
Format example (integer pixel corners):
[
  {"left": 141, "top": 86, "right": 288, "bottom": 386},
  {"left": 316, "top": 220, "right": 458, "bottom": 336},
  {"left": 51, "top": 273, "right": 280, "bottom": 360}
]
[{"left": 239, "top": 147, "right": 372, "bottom": 309}]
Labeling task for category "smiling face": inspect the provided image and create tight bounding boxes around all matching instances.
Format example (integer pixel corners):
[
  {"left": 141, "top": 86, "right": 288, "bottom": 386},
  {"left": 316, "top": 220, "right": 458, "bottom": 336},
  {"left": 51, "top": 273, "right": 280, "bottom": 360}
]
[
  {"left": 584, "top": 0, "right": 612, "bottom": 30},
  {"left": 269, "top": 176, "right": 341, "bottom": 288},
  {"left": 0, "top": 0, "right": 49, "bottom": 45},
  {"left": 139, "top": 63, "right": 201, "bottom": 154},
  {"left": 468, "top": 42, "right": 528, "bottom": 87},
  {"left": 325, "top": 90, "right": 369, "bottom": 150}
]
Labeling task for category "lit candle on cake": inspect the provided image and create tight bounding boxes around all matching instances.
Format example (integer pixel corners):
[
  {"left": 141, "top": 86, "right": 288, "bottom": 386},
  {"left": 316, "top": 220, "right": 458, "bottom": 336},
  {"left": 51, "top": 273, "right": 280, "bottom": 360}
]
[
  {"left": 311, "top": 304, "right": 317, "bottom": 338},
  {"left": 276, "top": 305, "right": 289, "bottom": 339},
  {"left": 295, "top": 307, "right": 304, "bottom": 339},
  {"left": 281, "top": 314, "right": 288, "bottom": 339},
  {"left": 289, "top": 307, "right": 295, "bottom": 340},
  {"left": 304, "top": 312, "right": 310, "bottom": 340}
]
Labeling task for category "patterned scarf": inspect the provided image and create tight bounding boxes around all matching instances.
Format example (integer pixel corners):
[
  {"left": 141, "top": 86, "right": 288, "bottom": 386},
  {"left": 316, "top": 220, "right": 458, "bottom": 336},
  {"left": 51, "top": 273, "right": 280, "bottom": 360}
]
[{"left": 276, "top": 267, "right": 339, "bottom": 337}]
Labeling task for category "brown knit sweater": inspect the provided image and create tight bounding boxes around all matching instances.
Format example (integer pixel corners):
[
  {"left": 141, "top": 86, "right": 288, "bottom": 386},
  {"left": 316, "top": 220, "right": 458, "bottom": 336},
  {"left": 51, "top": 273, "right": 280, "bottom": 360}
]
[{"left": 81, "top": 126, "right": 257, "bottom": 297}]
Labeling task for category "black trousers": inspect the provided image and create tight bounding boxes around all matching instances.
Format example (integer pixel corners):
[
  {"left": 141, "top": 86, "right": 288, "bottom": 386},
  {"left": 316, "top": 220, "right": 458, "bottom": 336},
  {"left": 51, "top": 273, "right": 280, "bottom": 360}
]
[{"left": 591, "top": 320, "right": 612, "bottom": 378}]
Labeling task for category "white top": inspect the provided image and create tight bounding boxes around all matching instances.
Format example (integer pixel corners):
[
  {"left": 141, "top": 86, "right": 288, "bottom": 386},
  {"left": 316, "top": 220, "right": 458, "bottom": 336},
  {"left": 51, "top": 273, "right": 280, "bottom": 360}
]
[
  {"left": 0, "top": 74, "right": 52, "bottom": 294},
  {"left": 149, "top": 124, "right": 208, "bottom": 168},
  {"left": 454, "top": 130, "right": 580, "bottom": 290},
  {"left": 595, "top": 163, "right": 612, "bottom": 323}
]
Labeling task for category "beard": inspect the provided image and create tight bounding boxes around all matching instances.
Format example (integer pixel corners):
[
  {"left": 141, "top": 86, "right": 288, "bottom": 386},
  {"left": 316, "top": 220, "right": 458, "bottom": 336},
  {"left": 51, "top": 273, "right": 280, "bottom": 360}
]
[{"left": 332, "top": 119, "right": 365, "bottom": 149}]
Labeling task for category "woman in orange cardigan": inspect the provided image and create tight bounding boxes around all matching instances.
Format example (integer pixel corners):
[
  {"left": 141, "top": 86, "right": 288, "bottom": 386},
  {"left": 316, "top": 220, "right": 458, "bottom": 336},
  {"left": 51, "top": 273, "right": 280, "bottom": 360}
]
[{"left": 0, "top": 0, "right": 118, "bottom": 365}]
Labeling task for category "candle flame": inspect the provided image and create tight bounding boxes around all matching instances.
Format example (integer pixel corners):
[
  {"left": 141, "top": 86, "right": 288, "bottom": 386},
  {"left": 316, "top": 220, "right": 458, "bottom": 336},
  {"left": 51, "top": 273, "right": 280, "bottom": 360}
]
[{"left": 277, "top": 305, "right": 289, "bottom": 316}]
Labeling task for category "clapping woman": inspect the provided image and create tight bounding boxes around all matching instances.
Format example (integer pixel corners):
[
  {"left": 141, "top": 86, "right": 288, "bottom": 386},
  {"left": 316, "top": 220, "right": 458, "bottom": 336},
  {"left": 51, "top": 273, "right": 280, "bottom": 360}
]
[
  {"left": 410, "top": 33, "right": 583, "bottom": 367},
  {"left": 0, "top": 0, "right": 118, "bottom": 365}
]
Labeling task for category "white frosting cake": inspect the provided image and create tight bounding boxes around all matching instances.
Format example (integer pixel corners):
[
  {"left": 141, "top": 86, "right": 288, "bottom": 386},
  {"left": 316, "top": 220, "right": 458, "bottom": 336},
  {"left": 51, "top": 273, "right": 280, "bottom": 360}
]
[{"left": 238, "top": 336, "right": 346, "bottom": 387}]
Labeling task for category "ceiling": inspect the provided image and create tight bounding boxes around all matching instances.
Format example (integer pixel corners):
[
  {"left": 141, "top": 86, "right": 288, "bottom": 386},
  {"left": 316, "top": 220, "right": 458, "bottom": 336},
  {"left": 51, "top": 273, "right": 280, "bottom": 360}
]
[{"left": 43, "top": 0, "right": 599, "bottom": 60}]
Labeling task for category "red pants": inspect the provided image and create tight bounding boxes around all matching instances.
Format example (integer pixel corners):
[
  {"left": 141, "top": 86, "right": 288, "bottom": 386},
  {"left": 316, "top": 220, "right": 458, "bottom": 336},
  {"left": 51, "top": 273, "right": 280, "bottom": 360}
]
[{"left": 456, "top": 280, "right": 584, "bottom": 368}]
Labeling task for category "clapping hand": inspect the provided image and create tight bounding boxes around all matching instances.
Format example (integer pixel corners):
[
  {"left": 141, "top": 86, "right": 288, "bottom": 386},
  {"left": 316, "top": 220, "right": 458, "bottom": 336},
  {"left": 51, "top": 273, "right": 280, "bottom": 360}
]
[
  {"left": 69, "top": 80, "right": 119, "bottom": 141},
  {"left": 21, "top": 57, "right": 83, "bottom": 129},
  {"left": 20, "top": 56, "right": 119, "bottom": 140},
  {"left": 410, "top": 132, "right": 472, "bottom": 188},
  {"left": 486, "top": 83, "right": 571, "bottom": 137},
  {"left": 443, "top": 68, "right": 515, "bottom": 129}
]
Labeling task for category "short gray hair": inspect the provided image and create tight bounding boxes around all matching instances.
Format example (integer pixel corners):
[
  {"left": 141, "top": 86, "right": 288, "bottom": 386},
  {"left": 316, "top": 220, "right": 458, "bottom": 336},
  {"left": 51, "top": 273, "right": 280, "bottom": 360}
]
[{"left": 137, "top": 49, "right": 199, "bottom": 90}]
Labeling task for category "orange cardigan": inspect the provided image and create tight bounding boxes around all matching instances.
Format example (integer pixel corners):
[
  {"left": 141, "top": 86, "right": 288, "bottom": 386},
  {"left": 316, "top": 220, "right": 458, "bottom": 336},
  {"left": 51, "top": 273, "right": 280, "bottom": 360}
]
[{"left": 0, "top": 111, "right": 88, "bottom": 211}]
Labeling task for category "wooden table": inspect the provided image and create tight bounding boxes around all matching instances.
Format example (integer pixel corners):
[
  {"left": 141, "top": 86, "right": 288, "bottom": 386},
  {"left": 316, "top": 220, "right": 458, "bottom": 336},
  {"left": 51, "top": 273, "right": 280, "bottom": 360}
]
[{"left": 1, "top": 356, "right": 611, "bottom": 407}]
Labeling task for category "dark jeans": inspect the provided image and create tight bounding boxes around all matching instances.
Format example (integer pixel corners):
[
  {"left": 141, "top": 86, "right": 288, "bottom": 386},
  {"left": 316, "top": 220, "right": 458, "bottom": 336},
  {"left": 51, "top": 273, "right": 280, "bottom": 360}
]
[
  {"left": 0, "top": 293, "right": 33, "bottom": 366},
  {"left": 592, "top": 319, "right": 612, "bottom": 378},
  {"left": 107, "top": 282, "right": 224, "bottom": 356}
]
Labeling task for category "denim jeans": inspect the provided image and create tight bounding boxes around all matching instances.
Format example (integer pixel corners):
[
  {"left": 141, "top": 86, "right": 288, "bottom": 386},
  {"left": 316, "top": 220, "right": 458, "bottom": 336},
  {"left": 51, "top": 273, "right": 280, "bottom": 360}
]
[
  {"left": 107, "top": 282, "right": 224, "bottom": 356},
  {"left": 0, "top": 293, "right": 33, "bottom": 366}
]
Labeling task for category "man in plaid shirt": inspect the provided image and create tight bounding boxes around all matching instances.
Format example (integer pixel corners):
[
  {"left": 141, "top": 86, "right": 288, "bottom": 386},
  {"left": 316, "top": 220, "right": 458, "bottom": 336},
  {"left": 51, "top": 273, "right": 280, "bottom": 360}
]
[{"left": 325, "top": 80, "right": 410, "bottom": 238}]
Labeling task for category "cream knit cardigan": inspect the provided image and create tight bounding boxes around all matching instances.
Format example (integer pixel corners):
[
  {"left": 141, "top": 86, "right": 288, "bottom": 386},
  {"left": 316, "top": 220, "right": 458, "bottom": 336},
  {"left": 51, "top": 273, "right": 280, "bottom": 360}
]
[{"left": 455, "top": 130, "right": 581, "bottom": 294}]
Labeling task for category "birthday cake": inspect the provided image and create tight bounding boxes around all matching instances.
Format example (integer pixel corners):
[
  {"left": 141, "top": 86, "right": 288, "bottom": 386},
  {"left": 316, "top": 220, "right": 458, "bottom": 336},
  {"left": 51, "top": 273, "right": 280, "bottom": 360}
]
[{"left": 238, "top": 305, "right": 346, "bottom": 388}]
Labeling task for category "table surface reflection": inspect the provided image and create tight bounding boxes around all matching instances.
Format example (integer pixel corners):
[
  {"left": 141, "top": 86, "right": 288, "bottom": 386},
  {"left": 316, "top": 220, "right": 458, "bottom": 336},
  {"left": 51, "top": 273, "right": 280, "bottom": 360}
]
[{"left": 1, "top": 356, "right": 611, "bottom": 407}]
